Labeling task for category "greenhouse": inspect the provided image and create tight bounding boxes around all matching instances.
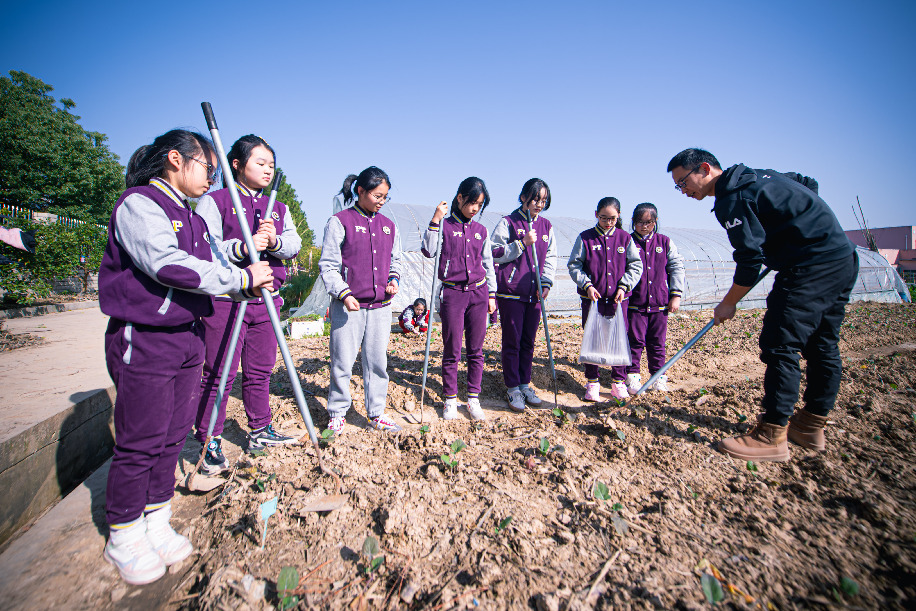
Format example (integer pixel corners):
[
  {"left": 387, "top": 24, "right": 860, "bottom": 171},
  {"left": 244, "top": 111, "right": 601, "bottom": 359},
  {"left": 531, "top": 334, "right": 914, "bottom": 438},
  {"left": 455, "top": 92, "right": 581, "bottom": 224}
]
[{"left": 292, "top": 204, "right": 907, "bottom": 318}]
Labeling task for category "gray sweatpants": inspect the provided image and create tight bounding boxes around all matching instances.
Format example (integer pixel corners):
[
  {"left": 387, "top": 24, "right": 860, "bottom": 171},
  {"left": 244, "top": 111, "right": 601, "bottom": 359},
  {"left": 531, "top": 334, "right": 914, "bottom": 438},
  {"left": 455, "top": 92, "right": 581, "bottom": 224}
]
[{"left": 328, "top": 300, "right": 391, "bottom": 419}]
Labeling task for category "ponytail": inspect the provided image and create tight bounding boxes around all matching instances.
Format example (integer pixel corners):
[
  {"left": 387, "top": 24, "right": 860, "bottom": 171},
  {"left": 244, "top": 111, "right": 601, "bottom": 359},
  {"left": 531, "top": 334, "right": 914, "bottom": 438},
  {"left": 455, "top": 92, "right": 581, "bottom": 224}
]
[
  {"left": 125, "top": 129, "right": 216, "bottom": 188},
  {"left": 339, "top": 174, "right": 358, "bottom": 205}
]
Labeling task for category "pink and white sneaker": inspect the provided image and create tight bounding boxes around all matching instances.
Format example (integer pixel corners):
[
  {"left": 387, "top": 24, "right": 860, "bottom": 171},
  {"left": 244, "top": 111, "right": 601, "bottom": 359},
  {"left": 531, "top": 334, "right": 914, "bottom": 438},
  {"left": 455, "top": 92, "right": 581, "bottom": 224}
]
[
  {"left": 609, "top": 382, "right": 629, "bottom": 400},
  {"left": 582, "top": 382, "right": 600, "bottom": 402}
]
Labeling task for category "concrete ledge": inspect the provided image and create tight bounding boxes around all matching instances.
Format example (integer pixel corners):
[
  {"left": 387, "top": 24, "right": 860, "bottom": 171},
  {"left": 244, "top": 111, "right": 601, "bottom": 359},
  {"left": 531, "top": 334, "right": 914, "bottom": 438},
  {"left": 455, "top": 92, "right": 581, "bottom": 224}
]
[
  {"left": 0, "top": 386, "right": 115, "bottom": 546},
  {"left": 0, "top": 300, "right": 99, "bottom": 320}
]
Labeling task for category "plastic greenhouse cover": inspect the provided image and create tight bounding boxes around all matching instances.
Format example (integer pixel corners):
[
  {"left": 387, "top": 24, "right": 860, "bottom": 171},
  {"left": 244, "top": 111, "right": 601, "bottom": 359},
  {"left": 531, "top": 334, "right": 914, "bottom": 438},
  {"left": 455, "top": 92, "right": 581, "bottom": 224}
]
[{"left": 292, "top": 203, "right": 905, "bottom": 319}]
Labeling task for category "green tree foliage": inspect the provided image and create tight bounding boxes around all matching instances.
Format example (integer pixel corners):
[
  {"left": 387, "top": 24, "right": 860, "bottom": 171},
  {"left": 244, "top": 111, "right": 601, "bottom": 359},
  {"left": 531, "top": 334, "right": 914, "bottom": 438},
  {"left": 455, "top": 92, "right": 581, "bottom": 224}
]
[
  {"left": 0, "top": 219, "right": 107, "bottom": 305},
  {"left": 0, "top": 71, "right": 124, "bottom": 224},
  {"left": 274, "top": 169, "right": 315, "bottom": 250}
]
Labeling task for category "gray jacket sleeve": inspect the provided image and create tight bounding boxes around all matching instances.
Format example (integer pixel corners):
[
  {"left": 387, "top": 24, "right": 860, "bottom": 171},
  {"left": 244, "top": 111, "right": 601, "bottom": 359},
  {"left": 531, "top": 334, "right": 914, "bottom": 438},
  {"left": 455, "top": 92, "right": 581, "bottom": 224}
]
[
  {"left": 482, "top": 234, "right": 497, "bottom": 294},
  {"left": 619, "top": 239, "right": 644, "bottom": 292},
  {"left": 389, "top": 223, "right": 403, "bottom": 281},
  {"left": 491, "top": 217, "right": 525, "bottom": 264},
  {"left": 266, "top": 206, "right": 302, "bottom": 260},
  {"left": 115, "top": 193, "right": 246, "bottom": 296},
  {"left": 541, "top": 225, "right": 557, "bottom": 287},
  {"left": 421, "top": 221, "right": 440, "bottom": 258},
  {"left": 666, "top": 239, "right": 686, "bottom": 296},
  {"left": 318, "top": 216, "right": 349, "bottom": 299},
  {"left": 567, "top": 235, "right": 591, "bottom": 290}
]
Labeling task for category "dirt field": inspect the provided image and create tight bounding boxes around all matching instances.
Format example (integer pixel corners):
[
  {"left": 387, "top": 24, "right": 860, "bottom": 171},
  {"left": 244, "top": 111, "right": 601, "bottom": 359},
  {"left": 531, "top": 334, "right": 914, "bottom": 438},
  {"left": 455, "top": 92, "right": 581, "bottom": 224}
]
[{"left": 170, "top": 301, "right": 915, "bottom": 610}]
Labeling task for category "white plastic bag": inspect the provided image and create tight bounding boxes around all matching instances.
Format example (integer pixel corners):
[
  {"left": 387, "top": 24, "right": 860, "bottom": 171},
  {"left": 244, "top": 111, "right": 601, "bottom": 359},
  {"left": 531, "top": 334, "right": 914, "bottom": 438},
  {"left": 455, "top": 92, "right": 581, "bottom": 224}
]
[{"left": 578, "top": 304, "right": 631, "bottom": 366}]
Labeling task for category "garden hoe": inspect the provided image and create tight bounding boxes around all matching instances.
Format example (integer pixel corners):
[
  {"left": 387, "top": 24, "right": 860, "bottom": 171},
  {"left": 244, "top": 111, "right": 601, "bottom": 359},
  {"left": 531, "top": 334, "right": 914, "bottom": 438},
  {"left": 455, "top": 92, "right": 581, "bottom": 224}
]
[
  {"left": 629, "top": 267, "right": 772, "bottom": 400},
  {"left": 201, "top": 102, "right": 347, "bottom": 512},
  {"left": 184, "top": 172, "right": 283, "bottom": 493},
  {"left": 417, "top": 226, "right": 444, "bottom": 425},
  {"left": 527, "top": 215, "right": 560, "bottom": 408}
]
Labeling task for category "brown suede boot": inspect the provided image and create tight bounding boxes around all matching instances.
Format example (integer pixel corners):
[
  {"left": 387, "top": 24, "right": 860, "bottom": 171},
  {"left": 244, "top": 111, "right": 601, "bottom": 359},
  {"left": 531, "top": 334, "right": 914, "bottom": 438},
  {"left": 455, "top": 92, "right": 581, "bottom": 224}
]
[
  {"left": 717, "top": 420, "right": 790, "bottom": 462},
  {"left": 787, "top": 409, "right": 828, "bottom": 451}
]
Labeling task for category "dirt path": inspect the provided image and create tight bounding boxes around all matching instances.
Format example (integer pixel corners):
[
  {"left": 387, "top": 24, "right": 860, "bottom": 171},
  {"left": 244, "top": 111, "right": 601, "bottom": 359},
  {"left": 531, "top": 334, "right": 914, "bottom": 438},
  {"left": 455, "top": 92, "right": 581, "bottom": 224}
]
[{"left": 163, "top": 302, "right": 914, "bottom": 609}]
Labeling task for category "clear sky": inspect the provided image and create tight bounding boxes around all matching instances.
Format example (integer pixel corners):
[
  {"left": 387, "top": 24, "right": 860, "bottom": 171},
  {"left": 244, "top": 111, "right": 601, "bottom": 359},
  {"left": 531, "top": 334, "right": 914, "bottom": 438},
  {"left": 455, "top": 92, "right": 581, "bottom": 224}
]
[{"left": 2, "top": 0, "right": 914, "bottom": 236}]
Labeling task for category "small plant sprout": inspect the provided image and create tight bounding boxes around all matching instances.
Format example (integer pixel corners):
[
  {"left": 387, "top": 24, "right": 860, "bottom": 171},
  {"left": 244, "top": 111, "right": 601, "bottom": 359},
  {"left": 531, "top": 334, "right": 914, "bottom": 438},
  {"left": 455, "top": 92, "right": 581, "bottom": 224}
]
[
  {"left": 361, "top": 536, "right": 385, "bottom": 575},
  {"left": 746, "top": 461, "right": 759, "bottom": 473},
  {"left": 537, "top": 437, "right": 550, "bottom": 456},
  {"left": 832, "top": 576, "right": 860, "bottom": 602},
  {"left": 701, "top": 572, "right": 725, "bottom": 604},
  {"left": 593, "top": 481, "right": 611, "bottom": 501},
  {"left": 440, "top": 439, "right": 466, "bottom": 470},
  {"left": 320, "top": 428, "right": 335, "bottom": 446},
  {"left": 419, "top": 424, "right": 430, "bottom": 436},
  {"left": 277, "top": 566, "right": 299, "bottom": 610},
  {"left": 616, "top": 429, "right": 626, "bottom": 442},
  {"left": 686, "top": 485, "right": 699, "bottom": 499},
  {"left": 495, "top": 516, "right": 513, "bottom": 535},
  {"left": 686, "top": 424, "right": 697, "bottom": 434},
  {"left": 552, "top": 407, "right": 571, "bottom": 425},
  {"left": 698, "top": 388, "right": 708, "bottom": 396}
]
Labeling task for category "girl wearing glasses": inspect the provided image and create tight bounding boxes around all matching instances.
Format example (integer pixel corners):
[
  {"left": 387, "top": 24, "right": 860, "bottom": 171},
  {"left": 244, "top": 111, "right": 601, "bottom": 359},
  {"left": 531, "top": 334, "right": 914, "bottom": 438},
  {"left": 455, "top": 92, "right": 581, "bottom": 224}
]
[
  {"left": 422, "top": 177, "right": 497, "bottom": 420},
  {"left": 98, "top": 129, "right": 274, "bottom": 585},
  {"left": 193, "top": 135, "right": 302, "bottom": 471},
  {"left": 568, "top": 197, "right": 643, "bottom": 401},
  {"left": 319, "top": 166, "right": 403, "bottom": 434},
  {"left": 625, "top": 203, "right": 686, "bottom": 394},
  {"left": 491, "top": 178, "right": 558, "bottom": 412}
]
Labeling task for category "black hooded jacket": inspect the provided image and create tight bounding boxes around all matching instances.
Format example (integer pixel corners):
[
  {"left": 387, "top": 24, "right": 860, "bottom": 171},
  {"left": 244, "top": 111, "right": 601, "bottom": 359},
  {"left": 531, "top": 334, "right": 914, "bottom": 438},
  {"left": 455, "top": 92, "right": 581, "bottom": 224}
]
[{"left": 713, "top": 164, "right": 854, "bottom": 286}]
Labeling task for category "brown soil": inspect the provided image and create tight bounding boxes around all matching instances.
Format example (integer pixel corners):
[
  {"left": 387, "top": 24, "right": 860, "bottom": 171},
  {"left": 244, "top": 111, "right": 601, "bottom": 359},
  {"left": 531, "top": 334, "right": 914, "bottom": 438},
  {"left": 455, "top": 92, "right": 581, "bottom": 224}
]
[
  {"left": 171, "top": 302, "right": 916, "bottom": 610},
  {"left": 0, "top": 321, "right": 44, "bottom": 351}
]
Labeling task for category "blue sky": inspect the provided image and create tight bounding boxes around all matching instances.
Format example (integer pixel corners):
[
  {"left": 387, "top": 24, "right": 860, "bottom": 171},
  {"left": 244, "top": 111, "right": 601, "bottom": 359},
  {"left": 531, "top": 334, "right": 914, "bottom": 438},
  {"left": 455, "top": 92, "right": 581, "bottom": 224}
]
[{"left": 2, "top": 0, "right": 914, "bottom": 236}]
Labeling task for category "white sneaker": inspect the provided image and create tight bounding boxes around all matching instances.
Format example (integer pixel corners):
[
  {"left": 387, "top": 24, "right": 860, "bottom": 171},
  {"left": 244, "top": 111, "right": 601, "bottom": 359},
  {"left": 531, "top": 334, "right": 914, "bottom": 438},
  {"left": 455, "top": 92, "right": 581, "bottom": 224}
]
[
  {"left": 104, "top": 516, "right": 166, "bottom": 585},
  {"left": 507, "top": 388, "right": 526, "bottom": 412},
  {"left": 520, "top": 385, "right": 542, "bottom": 406},
  {"left": 443, "top": 397, "right": 459, "bottom": 420},
  {"left": 466, "top": 397, "right": 486, "bottom": 420},
  {"left": 145, "top": 503, "right": 193, "bottom": 565},
  {"left": 649, "top": 374, "right": 669, "bottom": 392},
  {"left": 328, "top": 416, "right": 345, "bottom": 434},
  {"left": 609, "top": 382, "right": 629, "bottom": 400},
  {"left": 626, "top": 373, "right": 642, "bottom": 395}
]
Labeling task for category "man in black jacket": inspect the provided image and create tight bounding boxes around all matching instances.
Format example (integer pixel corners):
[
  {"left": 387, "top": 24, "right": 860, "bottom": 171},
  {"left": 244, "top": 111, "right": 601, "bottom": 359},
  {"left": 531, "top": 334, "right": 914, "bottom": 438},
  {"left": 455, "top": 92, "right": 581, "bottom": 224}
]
[{"left": 667, "top": 148, "right": 858, "bottom": 462}]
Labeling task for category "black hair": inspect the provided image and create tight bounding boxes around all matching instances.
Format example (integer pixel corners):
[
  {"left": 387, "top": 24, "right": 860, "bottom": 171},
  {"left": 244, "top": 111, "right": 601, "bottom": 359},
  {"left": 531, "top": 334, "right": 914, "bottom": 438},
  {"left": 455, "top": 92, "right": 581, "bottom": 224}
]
[
  {"left": 355, "top": 166, "right": 391, "bottom": 198},
  {"left": 631, "top": 202, "right": 658, "bottom": 232},
  {"left": 518, "top": 178, "right": 551, "bottom": 210},
  {"left": 451, "top": 176, "right": 490, "bottom": 216},
  {"left": 125, "top": 129, "right": 216, "bottom": 188},
  {"left": 339, "top": 174, "right": 358, "bottom": 205},
  {"left": 667, "top": 148, "right": 721, "bottom": 173},
  {"left": 596, "top": 197, "right": 623, "bottom": 229},
  {"left": 413, "top": 297, "right": 427, "bottom": 311},
  {"left": 224, "top": 134, "right": 276, "bottom": 189}
]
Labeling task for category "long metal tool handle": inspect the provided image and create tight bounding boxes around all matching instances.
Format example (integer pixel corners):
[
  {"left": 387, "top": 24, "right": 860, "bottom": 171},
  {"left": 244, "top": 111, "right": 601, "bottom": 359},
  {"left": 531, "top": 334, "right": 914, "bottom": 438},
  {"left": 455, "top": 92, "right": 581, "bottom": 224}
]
[
  {"left": 202, "top": 102, "right": 319, "bottom": 445},
  {"left": 202, "top": 172, "right": 284, "bottom": 440},
  {"left": 418, "top": 228, "right": 443, "bottom": 423},
  {"left": 526, "top": 215, "right": 559, "bottom": 406},
  {"left": 634, "top": 267, "right": 772, "bottom": 396}
]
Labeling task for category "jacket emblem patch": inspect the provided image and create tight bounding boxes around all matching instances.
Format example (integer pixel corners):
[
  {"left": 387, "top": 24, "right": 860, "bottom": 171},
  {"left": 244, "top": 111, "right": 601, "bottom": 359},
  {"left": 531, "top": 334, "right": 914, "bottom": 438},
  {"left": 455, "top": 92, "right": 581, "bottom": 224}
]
[
  {"left": 355, "top": 226, "right": 367, "bottom": 233},
  {"left": 655, "top": 246, "right": 663, "bottom": 253},
  {"left": 453, "top": 231, "right": 463, "bottom": 237},
  {"left": 517, "top": 228, "right": 525, "bottom": 236},
  {"left": 725, "top": 218, "right": 743, "bottom": 229},
  {"left": 475, "top": 233, "right": 481, "bottom": 240},
  {"left": 271, "top": 211, "right": 280, "bottom": 221},
  {"left": 383, "top": 226, "right": 391, "bottom": 234},
  {"left": 171, "top": 220, "right": 183, "bottom": 232},
  {"left": 542, "top": 234, "right": 548, "bottom": 242},
  {"left": 617, "top": 246, "right": 625, "bottom": 253}
]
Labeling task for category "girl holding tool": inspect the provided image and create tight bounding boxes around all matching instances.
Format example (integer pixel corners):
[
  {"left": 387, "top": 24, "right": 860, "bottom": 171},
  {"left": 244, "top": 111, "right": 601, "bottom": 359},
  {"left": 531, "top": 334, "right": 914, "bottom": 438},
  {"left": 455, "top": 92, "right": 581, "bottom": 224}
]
[
  {"left": 319, "top": 166, "right": 403, "bottom": 434},
  {"left": 568, "top": 197, "right": 643, "bottom": 401},
  {"left": 491, "top": 178, "right": 557, "bottom": 412},
  {"left": 98, "top": 129, "right": 273, "bottom": 585},
  {"left": 422, "top": 177, "right": 497, "bottom": 420},
  {"left": 625, "top": 203, "right": 686, "bottom": 394},
  {"left": 193, "top": 135, "right": 302, "bottom": 467}
]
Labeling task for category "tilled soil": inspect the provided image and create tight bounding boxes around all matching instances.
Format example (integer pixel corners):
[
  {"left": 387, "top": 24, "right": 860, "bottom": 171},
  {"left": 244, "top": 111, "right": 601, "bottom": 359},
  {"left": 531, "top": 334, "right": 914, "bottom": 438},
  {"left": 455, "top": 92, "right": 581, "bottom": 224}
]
[
  {"left": 172, "top": 302, "right": 916, "bottom": 610},
  {"left": 0, "top": 321, "right": 44, "bottom": 351}
]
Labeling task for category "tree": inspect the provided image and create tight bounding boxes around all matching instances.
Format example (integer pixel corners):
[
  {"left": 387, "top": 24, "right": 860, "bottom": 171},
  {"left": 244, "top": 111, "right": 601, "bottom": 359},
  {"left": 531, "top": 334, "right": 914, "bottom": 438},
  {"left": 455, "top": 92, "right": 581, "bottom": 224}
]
[
  {"left": 0, "top": 70, "right": 124, "bottom": 224},
  {"left": 274, "top": 169, "right": 315, "bottom": 249}
]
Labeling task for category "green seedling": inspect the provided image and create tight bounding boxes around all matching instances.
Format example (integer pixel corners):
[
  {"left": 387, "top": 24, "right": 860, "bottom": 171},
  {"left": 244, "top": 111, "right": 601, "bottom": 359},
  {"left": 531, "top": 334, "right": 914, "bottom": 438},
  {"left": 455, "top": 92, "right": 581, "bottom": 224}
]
[
  {"left": 440, "top": 439, "right": 466, "bottom": 470},
  {"left": 686, "top": 424, "right": 697, "bottom": 434},
  {"left": 832, "top": 576, "right": 860, "bottom": 602},
  {"left": 320, "top": 428, "right": 335, "bottom": 446},
  {"left": 889, "top": 382, "right": 898, "bottom": 390},
  {"left": 593, "top": 481, "right": 611, "bottom": 501},
  {"left": 616, "top": 430, "right": 626, "bottom": 442},
  {"left": 361, "top": 536, "right": 385, "bottom": 575},
  {"left": 701, "top": 572, "right": 725, "bottom": 604},
  {"left": 537, "top": 437, "right": 550, "bottom": 456},
  {"left": 611, "top": 502, "right": 623, "bottom": 512},
  {"left": 746, "top": 461, "right": 758, "bottom": 473},
  {"left": 277, "top": 566, "right": 299, "bottom": 610},
  {"left": 552, "top": 407, "right": 571, "bottom": 425},
  {"left": 698, "top": 388, "right": 709, "bottom": 396},
  {"left": 419, "top": 424, "right": 430, "bottom": 436},
  {"left": 686, "top": 485, "right": 698, "bottom": 499},
  {"left": 495, "top": 516, "right": 513, "bottom": 535}
]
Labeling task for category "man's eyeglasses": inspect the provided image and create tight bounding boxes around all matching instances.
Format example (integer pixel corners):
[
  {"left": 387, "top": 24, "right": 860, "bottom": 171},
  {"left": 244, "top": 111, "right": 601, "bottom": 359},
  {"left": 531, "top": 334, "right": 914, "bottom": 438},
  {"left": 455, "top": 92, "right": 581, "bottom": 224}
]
[{"left": 674, "top": 166, "right": 701, "bottom": 192}]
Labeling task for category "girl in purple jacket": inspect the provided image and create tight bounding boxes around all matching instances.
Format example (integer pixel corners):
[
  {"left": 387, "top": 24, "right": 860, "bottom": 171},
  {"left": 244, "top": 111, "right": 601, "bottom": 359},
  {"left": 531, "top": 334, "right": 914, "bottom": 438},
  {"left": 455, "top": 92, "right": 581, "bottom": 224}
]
[
  {"left": 422, "top": 177, "right": 497, "bottom": 420},
  {"left": 568, "top": 197, "right": 643, "bottom": 401},
  {"left": 193, "top": 135, "right": 302, "bottom": 471},
  {"left": 98, "top": 130, "right": 273, "bottom": 585},
  {"left": 626, "top": 203, "right": 686, "bottom": 393}
]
